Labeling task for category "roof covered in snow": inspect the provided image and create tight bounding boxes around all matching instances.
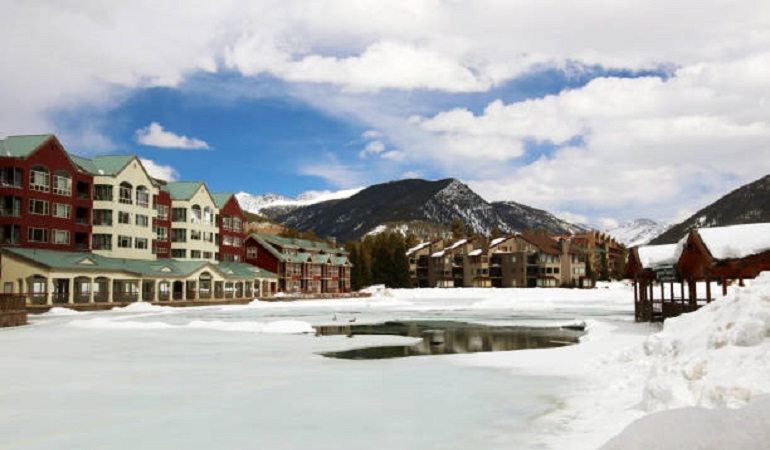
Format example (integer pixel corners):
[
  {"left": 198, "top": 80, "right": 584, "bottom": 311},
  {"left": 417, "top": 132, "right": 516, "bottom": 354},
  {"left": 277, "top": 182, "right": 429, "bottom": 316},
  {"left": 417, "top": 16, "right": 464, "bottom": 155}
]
[
  {"left": 698, "top": 223, "right": 770, "bottom": 260},
  {"left": 637, "top": 244, "right": 680, "bottom": 269}
]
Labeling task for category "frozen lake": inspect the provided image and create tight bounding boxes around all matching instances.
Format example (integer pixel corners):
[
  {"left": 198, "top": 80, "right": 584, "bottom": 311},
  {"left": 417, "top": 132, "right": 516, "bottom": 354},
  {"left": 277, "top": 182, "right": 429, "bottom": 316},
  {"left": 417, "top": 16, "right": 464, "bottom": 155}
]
[{"left": 0, "top": 285, "right": 637, "bottom": 450}]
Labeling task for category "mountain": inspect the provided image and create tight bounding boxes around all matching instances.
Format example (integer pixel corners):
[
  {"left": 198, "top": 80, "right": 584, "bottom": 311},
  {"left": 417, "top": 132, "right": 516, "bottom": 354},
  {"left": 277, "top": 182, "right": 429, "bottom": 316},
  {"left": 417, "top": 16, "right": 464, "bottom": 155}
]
[
  {"left": 650, "top": 173, "right": 770, "bottom": 244},
  {"left": 606, "top": 219, "right": 669, "bottom": 247},
  {"left": 236, "top": 187, "right": 363, "bottom": 215},
  {"left": 253, "top": 178, "right": 586, "bottom": 242}
]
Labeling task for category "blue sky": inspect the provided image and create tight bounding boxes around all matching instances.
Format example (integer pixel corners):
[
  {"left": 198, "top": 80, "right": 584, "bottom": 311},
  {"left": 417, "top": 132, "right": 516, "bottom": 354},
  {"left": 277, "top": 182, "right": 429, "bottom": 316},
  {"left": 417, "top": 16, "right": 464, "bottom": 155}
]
[{"left": 2, "top": 1, "right": 769, "bottom": 229}]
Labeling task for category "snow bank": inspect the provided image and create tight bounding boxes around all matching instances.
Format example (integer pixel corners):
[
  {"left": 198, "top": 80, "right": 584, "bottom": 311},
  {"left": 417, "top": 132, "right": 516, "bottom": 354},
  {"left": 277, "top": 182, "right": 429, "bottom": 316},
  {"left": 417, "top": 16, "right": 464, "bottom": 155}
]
[
  {"left": 641, "top": 272, "right": 770, "bottom": 411},
  {"left": 113, "top": 302, "right": 173, "bottom": 312},
  {"left": 42, "top": 307, "right": 84, "bottom": 316},
  {"left": 70, "top": 318, "right": 315, "bottom": 334}
]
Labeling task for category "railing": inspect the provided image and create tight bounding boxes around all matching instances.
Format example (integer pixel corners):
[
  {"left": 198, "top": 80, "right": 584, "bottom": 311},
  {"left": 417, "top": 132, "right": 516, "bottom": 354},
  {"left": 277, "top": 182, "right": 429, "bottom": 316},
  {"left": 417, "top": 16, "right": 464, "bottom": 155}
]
[
  {"left": 113, "top": 292, "right": 139, "bottom": 302},
  {"left": 29, "top": 293, "right": 48, "bottom": 305},
  {"left": 74, "top": 293, "right": 90, "bottom": 303},
  {"left": 52, "top": 292, "right": 69, "bottom": 304}
]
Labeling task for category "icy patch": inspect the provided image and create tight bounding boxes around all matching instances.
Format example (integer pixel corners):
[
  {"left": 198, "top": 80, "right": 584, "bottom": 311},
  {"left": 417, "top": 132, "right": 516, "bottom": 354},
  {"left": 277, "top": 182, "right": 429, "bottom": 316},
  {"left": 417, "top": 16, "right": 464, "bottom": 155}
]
[{"left": 69, "top": 317, "right": 315, "bottom": 334}]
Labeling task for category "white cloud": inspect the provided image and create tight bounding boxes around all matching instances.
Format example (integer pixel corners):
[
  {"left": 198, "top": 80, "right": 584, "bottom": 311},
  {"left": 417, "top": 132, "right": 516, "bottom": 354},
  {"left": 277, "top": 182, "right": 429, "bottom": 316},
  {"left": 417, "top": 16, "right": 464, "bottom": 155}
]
[
  {"left": 597, "top": 218, "right": 620, "bottom": 231},
  {"left": 358, "top": 140, "right": 386, "bottom": 158},
  {"left": 140, "top": 158, "right": 180, "bottom": 182},
  {"left": 135, "top": 123, "right": 210, "bottom": 150}
]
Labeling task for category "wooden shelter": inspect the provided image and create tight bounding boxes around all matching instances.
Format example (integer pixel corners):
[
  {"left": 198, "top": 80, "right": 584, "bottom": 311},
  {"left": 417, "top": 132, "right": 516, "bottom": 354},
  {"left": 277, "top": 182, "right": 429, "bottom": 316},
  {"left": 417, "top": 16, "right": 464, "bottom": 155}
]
[{"left": 629, "top": 223, "right": 770, "bottom": 322}]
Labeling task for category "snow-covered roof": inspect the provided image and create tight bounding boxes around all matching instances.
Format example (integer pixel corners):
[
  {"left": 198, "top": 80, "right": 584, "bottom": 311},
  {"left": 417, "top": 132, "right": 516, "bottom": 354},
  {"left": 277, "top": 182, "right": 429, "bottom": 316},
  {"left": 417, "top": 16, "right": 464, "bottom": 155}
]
[
  {"left": 469, "top": 249, "right": 483, "bottom": 256},
  {"left": 406, "top": 242, "right": 431, "bottom": 255},
  {"left": 489, "top": 237, "right": 507, "bottom": 247},
  {"left": 447, "top": 239, "right": 468, "bottom": 250},
  {"left": 431, "top": 250, "right": 445, "bottom": 258},
  {"left": 698, "top": 223, "right": 770, "bottom": 260},
  {"left": 637, "top": 244, "right": 680, "bottom": 269}
]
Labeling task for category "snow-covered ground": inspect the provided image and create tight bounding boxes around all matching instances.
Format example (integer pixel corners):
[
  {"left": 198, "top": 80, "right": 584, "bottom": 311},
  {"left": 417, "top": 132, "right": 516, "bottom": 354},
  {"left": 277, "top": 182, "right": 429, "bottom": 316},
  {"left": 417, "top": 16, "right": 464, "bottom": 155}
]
[{"left": 1, "top": 278, "right": 769, "bottom": 449}]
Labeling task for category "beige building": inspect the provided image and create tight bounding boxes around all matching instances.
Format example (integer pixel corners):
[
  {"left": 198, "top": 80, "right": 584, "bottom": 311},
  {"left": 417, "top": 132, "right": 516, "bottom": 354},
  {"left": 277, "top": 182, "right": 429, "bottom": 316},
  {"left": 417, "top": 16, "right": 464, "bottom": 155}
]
[
  {"left": 166, "top": 182, "right": 220, "bottom": 262},
  {"left": 71, "top": 155, "right": 158, "bottom": 260},
  {"left": 0, "top": 247, "right": 278, "bottom": 306}
]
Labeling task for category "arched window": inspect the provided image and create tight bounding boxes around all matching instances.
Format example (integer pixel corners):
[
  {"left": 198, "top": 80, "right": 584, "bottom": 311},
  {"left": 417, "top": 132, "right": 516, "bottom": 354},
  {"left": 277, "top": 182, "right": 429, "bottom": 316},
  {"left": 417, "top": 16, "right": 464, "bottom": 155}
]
[
  {"left": 29, "top": 165, "right": 50, "bottom": 192},
  {"left": 135, "top": 185, "right": 149, "bottom": 207},
  {"left": 52, "top": 170, "right": 72, "bottom": 196},
  {"left": 203, "top": 207, "right": 213, "bottom": 226},
  {"left": 119, "top": 182, "right": 133, "bottom": 204},
  {"left": 191, "top": 205, "right": 202, "bottom": 224}
]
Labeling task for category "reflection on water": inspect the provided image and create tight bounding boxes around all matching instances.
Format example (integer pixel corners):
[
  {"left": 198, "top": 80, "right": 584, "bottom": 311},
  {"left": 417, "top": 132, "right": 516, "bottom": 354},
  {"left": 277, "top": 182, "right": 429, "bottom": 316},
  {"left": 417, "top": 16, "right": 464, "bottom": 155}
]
[{"left": 318, "top": 321, "right": 585, "bottom": 360}]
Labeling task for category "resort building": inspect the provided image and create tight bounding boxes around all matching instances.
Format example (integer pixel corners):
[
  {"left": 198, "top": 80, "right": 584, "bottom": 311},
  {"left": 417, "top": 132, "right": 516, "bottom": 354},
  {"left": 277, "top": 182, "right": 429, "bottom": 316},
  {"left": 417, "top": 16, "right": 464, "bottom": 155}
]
[
  {"left": 70, "top": 154, "right": 158, "bottom": 260},
  {"left": 0, "top": 247, "right": 277, "bottom": 306},
  {"left": 212, "top": 192, "right": 246, "bottom": 263},
  {"left": 244, "top": 233, "right": 351, "bottom": 294},
  {"left": 165, "top": 181, "right": 219, "bottom": 262},
  {"left": 412, "top": 233, "right": 592, "bottom": 289},
  {"left": 0, "top": 135, "right": 93, "bottom": 252}
]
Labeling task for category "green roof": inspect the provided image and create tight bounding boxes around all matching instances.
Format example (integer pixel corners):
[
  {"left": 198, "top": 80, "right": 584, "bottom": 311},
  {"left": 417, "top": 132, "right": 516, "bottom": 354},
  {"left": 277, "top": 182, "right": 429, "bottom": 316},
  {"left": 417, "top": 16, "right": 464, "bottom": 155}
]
[
  {"left": 211, "top": 193, "right": 234, "bottom": 208},
  {"left": 2, "top": 248, "right": 274, "bottom": 280},
  {"left": 0, "top": 135, "right": 54, "bottom": 158},
  {"left": 70, "top": 154, "right": 136, "bottom": 176},
  {"left": 164, "top": 181, "right": 205, "bottom": 200}
]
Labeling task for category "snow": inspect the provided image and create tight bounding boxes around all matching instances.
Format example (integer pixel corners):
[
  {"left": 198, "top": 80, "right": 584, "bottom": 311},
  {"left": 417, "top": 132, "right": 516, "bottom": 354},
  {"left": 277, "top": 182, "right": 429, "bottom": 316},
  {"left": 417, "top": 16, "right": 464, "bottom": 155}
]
[
  {"left": 236, "top": 187, "right": 364, "bottom": 214},
  {"left": 489, "top": 237, "right": 508, "bottom": 247},
  {"left": 637, "top": 244, "right": 680, "bottom": 269},
  {"left": 698, "top": 223, "right": 770, "bottom": 260},
  {"left": 3, "top": 277, "right": 770, "bottom": 449},
  {"left": 606, "top": 219, "right": 669, "bottom": 247},
  {"left": 406, "top": 241, "right": 431, "bottom": 255}
]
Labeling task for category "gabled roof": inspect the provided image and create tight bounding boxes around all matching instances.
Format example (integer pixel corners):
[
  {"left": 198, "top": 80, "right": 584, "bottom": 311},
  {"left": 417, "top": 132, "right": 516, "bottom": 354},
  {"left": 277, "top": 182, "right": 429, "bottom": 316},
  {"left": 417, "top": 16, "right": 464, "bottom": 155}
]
[
  {"left": 0, "top": 135, "right": 54, "bottom": 158},
  {"left": 520, "top": 232, "right": 560, "bottom": 255},
  {"left": 695, "top": 223, "right": 770, "bottom": 260},
  {"left": 250, "top": 233, "right": 344, "bottom": 253},
  {"left": 164, "top": 181, "right": 209, "bottom": 201},
  {"left": 211, "top": 193, "right": 234, "bottom": 208},
  {"left": 218, "top": 261, "right": 278, "bottom": 279}
]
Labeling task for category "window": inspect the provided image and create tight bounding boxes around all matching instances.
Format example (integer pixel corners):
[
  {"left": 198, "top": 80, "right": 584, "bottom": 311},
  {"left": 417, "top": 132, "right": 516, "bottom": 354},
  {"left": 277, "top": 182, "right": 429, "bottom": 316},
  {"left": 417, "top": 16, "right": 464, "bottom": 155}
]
[
  {"left": 118, "top": 211, "right": 131, "bottom": 224},
  {"left": 223, "top": 235, "right": 233, "bottom": 246},
  {"left": 29, "top": 167, "right": 50, "bottom": 192},
  {"left": 52, "top": 230, "right": 70, "bottom": 245},
  {"left": 155, "top": 227, "right": 168, "bottom": 242},
  {"left": 29, "top": 199, "right": 49, "bottom": 215},
  {"left": 234, "top": 237, "right": 242, "bottom": 247},
  {"left": 190, "top": 250, "right": 201, "bottom": 259},
  {"left": 94, "top": 184, "right": 113, "bottom": 201},
  {"left": 190, "top": 230, "right": 201, "bottom": 241},
  {"left": 53, "top": 203, "right": 71, "bottom": 219},
  {"left": 171, "top": 249, "right": 186, "bottom": 258},
  {"left": 53, "top": 171, "right": 72, "bottom": 196},
  {"left": 119, "top": 183, "right": 132, "bottom": 204},
  {"left": 28, "top": 227, "right": 48, "bottom": 243},
  {"left": 247, "top": 247, "right": 257, "bottom": 259},
  {"left": 136, "top": 214, "right": 149, "bottom": 227},
  {"left": 155, "top": 204, "right": 169, "bottom": 221},
  {"left": 203, "top": 251, "right": 212, "bottom": 259},
  {"left": 136, "top": 186, "right": 150, "bottom": 208},
  {"left": 153, "top": 245, "right": 168, "bottom": 254},
  {"left": 118, "top": 235, "right": 132, "bottom": 248},
  {"left": 171, "top": 229, "right": 186, "bottom": 243},
  {"left": 191, "top": 205, "right": 202, "bottom": 224},
  {"left": 233, "top": 217, "right": 242, "bottom": 232},
  {"left": 135, "top": 238, "right": 148, "bottom": 250},
  {"left": 172, "top": 208, "right": 187, "bottom": 222},
  {"left": 92, "top": 234, "right": 112, "bottom": 250},
  {"left": 222, "top": 215, "right": 232, "bottom": 230},
  {"left": 93, "top": 209, "right": 113, "bottom": 226}
]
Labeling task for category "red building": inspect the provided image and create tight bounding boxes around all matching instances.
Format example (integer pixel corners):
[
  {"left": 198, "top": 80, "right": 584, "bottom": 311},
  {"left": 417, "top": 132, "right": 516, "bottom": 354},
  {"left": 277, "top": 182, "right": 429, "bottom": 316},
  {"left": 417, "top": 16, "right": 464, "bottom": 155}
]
[
  {"left": 244, "top": 233, "right": 351, "bottom": 294},
  {"left": 152, "top": 185, "right": 172, "bottom": 258},
  {"left": 213, "top": 193, "right": 245, "bottom": 262},
  {"left": 0, "top": 135, "right": 92, "bottom": 252}
]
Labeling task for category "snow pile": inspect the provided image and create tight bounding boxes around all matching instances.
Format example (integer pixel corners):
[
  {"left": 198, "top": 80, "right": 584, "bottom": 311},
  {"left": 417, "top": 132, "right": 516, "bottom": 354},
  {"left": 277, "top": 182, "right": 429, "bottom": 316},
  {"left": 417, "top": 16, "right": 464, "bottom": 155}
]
[
  {"left": 42, "top": 307, "right": 85, "bottom": 316},
  {"left": 113, "top": 302, "right": 173, "bottom": 312},
  {"left": 641, "top": 272, "right": 770, "bottom": 411}
]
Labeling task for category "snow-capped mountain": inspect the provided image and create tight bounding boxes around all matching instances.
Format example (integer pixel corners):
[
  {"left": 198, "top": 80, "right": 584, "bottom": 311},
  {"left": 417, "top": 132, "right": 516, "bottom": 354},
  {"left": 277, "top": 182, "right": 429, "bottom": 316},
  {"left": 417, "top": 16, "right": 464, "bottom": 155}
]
[
  {"left": 236, "top": 187, "right": 364, "bottom": 215},
  {"left": 256, "top": 178, "right": 586, "bottom": 242},
  {"left": 606, "top": 219, "right": 669, "bottom": 247}
]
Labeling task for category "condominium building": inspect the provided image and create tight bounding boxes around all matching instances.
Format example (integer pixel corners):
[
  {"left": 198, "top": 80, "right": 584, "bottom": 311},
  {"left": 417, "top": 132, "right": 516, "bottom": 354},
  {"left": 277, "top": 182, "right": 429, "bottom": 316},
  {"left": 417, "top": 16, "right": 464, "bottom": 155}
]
[
  {"left": 70, "top": 154, "right": 158, "bottom": 260},
  {"left": 244, "top": 233, "right": 351, "bottom": 294},
  {"left": 212, "top": 193, "right": 245, "bottom": 263},
  {"left": 165, "top": 181, "right": 220, "bottom": 262}
]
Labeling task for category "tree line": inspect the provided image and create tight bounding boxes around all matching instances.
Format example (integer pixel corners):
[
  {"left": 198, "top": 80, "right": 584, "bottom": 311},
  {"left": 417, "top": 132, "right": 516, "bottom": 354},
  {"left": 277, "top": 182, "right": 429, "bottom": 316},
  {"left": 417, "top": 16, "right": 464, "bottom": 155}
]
[{"left": 345, "top": 232, "right": 415, "bottom": 290}]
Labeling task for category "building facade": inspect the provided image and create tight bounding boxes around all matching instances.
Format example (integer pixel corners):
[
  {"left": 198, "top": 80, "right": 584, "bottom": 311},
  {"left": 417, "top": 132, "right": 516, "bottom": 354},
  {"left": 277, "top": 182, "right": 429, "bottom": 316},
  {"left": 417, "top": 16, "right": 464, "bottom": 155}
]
[
  {"left": 212, "top": 193, "right": 246, "bottom": 263},
  {"left": 165, "top": 182, "right": 220, "bottom": 262},
  {"left": 244, "top": 233, "right": 351, "bottom": 294}
]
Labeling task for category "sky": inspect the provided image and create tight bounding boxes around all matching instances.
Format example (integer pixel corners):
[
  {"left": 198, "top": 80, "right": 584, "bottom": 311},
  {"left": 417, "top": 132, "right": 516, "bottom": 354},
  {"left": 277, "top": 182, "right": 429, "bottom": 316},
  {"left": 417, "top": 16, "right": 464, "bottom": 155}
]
[{"left": 2, "top": 0, "right": 769, "bottom": 230}]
